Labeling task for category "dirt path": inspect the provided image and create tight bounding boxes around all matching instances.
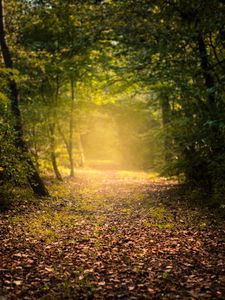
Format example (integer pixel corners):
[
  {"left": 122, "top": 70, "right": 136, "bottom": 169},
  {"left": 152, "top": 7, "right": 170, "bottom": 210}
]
[{"left": 0, "top": 169, "right": 225, "bottom": 299}]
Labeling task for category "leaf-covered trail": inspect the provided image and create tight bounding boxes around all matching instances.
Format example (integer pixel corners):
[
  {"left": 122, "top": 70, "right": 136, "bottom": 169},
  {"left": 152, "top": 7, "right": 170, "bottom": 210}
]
[{"left": 0, "top": 169, "right": 225, "bottom": 299}]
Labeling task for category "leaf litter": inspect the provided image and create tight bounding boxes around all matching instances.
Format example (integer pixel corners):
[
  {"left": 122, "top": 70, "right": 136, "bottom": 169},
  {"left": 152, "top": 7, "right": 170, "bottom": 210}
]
[{"left": 0, "top": 169, "right": 225, "bottom": 299}]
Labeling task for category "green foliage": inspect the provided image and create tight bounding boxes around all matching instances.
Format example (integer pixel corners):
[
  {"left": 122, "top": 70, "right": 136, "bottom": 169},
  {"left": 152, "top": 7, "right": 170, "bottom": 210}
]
[
  {"left": 0, "top": 67, "right": 27, "bottom": 205},
  {"left": 104, "top": 0, "right": 225, "bottom": 202},
  {"left": 0, "top": 122, "right": 27, "bottom": 207},
  {"left": 2, "top": 0, "right": 225, "bottom": 203}
]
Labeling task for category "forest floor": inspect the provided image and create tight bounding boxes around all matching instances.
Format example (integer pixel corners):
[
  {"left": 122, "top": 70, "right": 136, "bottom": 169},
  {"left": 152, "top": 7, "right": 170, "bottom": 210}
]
[{"left": 0, "top": 168, "right": 225, "bottom": 299}]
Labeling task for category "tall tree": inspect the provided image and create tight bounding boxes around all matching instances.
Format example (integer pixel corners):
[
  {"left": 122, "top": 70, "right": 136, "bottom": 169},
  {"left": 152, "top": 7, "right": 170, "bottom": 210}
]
[
  {"left": 99, "top": 0, "right": 225, "bottom": 198},
  {"left": 0, "top": 0, "right": 49, "bottom": 196}
]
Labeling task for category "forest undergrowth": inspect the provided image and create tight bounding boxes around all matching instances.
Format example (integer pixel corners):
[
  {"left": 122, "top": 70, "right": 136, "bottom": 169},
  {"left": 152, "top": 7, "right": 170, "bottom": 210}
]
[{"left": 0, "top": 168, "right": 225, "bottom": 299}]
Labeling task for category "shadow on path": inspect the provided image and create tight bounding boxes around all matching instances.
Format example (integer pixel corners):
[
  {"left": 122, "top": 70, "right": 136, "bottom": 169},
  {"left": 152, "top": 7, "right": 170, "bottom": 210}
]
[{"left": 0, "top": 169, "right": 224, "bottom": 299}]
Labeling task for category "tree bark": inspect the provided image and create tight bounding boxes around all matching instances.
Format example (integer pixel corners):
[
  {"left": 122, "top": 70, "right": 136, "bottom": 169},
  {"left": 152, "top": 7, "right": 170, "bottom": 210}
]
[
  {"left": 49, "top": 75, "right": 63, "bottom": 180},
  {"left": 41, "top": 82, "right": 62, "bottom": 180},
  {"left": 77, "top": 131, "right": 85, "bottom": 167},
  {"left": 57, "top": 124, "right": 75, "bottom": 172},
  {"left": 49, "top": 123, "right": 63, "bottom": 181},
  {"left": 69, "top": 77, "right": 75, "bottom": 177},
  {"left": 0, "top": 0, "right": 49, "bottom": 196},
  {"left": 197, "top": 34, "right": 217, "bottom": 113},
  {"left": 161, "top": 92, "right": 172, "bottom": 162}
]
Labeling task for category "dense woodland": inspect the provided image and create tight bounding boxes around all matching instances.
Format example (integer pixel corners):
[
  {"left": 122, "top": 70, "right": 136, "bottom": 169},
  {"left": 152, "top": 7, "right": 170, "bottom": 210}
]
[
  {"left": 0, "top": 0, "right": 225, "bottom": 203},
  {"left": 1, "top": 1, "right": 225, "bottom": 299}
]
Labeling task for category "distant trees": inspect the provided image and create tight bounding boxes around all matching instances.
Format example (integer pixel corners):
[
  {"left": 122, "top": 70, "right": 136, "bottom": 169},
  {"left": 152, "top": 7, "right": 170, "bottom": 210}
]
[
  {"left": 1, "top": 0, "right": 101, "bottom": 182},
  {"left": 1, "top": 0, "right": 225, "bottom": 203},
  {"left": 101, "top": 0, "right": 225, "bottom": 201}
]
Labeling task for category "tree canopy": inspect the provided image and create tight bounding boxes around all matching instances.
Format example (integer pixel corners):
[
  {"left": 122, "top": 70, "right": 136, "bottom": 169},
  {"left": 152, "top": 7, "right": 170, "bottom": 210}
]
[{"left": 1, "top": 0, "right": 225, "bottom": 203}]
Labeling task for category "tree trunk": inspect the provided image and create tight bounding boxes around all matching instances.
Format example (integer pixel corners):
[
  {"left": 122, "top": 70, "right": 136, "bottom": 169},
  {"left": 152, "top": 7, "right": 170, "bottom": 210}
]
[
  {"left": 30, "top": 125, "right": 40, "bottom": 168},
  {"left": 0, "top": 0, "right": 49, "bottom": 197},
  {"left": 161, "top": 92, "right": 172, "bottom": 162},
  {"left": 48, "top": 75, "right": 63, "bottom": 180},
  {"left": 49, "top": 123, "right": 63, "bottom": 180},
  {"left": 69, "top": 77, "right": 75, "bottom": 177},
  {"left": 57, "top": 125, "right": 74, "bottom": 173},
  {"left": 197, "top": 34, "right": 225, "bottom": 149},
  {"left": 77, "top": 131, "right": 85, "bottom": 167},
  {"left": 197, "top": 34, "right": 217, "bottom": 113},
  {"left": 196, "top": 34, "right": 225, "bottom": 192}
]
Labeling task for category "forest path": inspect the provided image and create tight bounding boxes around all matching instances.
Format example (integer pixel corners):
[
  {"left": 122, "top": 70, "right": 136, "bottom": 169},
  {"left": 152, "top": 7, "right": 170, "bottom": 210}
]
[{"left": 0, "top": 169, "right": 225, "bottom": 299}]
